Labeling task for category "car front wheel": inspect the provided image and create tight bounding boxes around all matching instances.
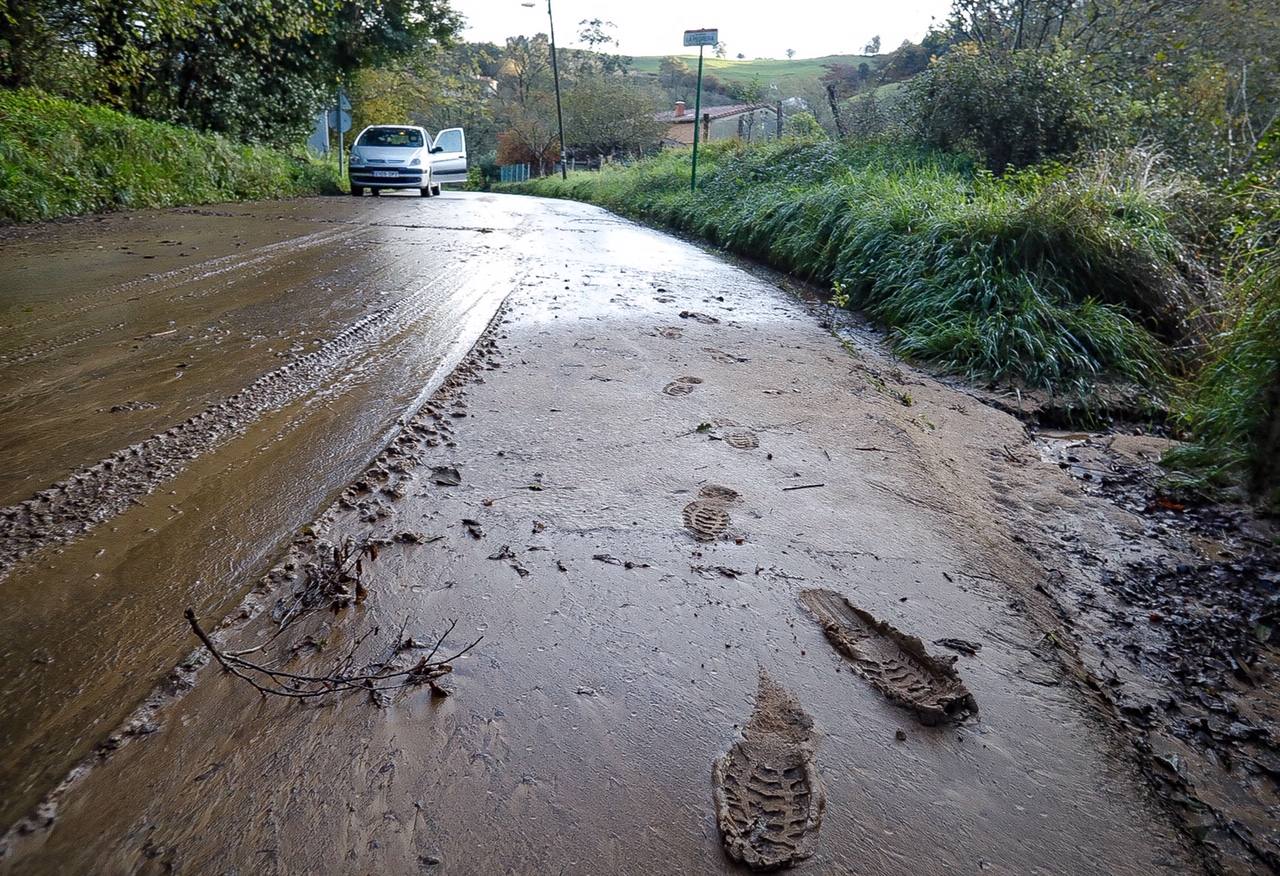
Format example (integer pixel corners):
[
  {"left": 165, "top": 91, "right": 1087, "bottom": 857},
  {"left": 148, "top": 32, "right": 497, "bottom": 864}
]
[
  {"left": 420, "top": 186, "right": 431, "bottom": 197},
  {"left": 350, "top": 185, "right": 363, "bottom": 196}
]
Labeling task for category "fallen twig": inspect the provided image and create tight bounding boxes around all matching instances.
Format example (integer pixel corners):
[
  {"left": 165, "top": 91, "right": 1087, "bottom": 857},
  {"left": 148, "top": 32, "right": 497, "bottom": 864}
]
[
  {"left": 184, "top": 609, "right": 481, "bottom": 702},
  {"left": 782, "top": 483, "right": 825, "bottom": 492}
]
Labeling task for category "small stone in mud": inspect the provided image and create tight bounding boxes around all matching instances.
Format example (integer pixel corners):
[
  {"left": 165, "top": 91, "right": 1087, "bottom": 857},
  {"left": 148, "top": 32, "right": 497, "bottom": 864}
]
[
  {"left": 431, "top": 465, "right": 462, "bottom": 486},
  {"left": 394, "top": 531, "right": 436, "bottom": 545},
  {"left": 934, "top": 637, "right": 983, "bottom": 656},
  {"left": 895, "top": 729, "right": 908, "bottom": 742}
]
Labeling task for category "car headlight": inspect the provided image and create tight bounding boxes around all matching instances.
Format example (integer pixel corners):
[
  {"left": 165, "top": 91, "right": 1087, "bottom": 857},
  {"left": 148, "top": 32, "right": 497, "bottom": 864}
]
[
  {"left": 349, "top": 153, "right": 363, "bottom": 167},
  {"left": 409, "top": 157, "right": 421, "bottom": 166}
]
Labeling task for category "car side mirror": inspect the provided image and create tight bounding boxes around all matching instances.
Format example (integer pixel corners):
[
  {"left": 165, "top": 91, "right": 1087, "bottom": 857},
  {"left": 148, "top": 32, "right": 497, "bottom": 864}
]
[{"left": 430, "top": 145, "right": 444, "bottom": 154}]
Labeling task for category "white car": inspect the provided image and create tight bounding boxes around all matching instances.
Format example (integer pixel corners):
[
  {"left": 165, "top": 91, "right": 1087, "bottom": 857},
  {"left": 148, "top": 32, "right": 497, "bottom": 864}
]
[{"left": 347, "top": 125, "right": 467, "bottom": 196}]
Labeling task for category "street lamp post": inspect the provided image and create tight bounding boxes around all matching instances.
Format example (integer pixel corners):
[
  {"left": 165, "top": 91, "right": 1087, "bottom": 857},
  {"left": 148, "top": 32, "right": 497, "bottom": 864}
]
[{"left": 522, "top": 0, "right": 568, "bottom": 179}]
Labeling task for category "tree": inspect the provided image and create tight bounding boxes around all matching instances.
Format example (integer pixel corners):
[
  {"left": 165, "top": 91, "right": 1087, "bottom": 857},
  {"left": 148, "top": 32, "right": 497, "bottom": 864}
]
[
  {"left": 577, "top": 18, "right": 616, "bottom": 52},
  {"left": 714, "top": 41, "right": 727, "bottom": 59},
  {"left": 562, "top": 78, "right": 663, "bottom": 159},
  {"left": 0, "top": 0, "right": 460, "bottom": 143},
  {"left": 736, "top": 52, "right": 745, "bottom": 60},
  {"left": 878, "top": 39, "right": 932, "bottom": 82},
  {"left": 864, "top": 35, "right": 881, "bottom": 54},
  {"left": 658, "top": 55, "right": 691, "bottom": 89},
  {"left": 573, "top": 17, "right": 629, "bottom": 73},
  {"left": 497, "top": 93, "right": 559, "bottom": 174},
  {"left": 785, "top": 110, "right": 825, "bottom": 138},
  {"left": 785, "top": 48, "right": 796, "bottom": 60},
  {"left": 499, "top": 34, "right": 551, "bottom": 105}
]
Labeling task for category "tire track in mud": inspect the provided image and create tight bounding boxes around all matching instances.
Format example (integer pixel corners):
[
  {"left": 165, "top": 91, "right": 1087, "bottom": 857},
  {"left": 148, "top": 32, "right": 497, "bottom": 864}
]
[
  {"left": 0, "top": 228, "right": 358, "bottom": 366},
  {"left": 0, "top": 321, "right": 128, "bottom": 366},
  {"left": 800, "top": 588, "right": 978, "bottom": 725},
  {"left": 0, "top": 263, "right": 475, "bottom": 576},
  {"left": 713, "top": 670, "right": 826, "bottom": 870}
]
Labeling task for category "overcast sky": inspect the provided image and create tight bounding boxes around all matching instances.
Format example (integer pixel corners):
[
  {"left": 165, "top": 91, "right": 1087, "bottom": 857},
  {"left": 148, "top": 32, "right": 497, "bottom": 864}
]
[{"left": 450, "top": 0, "right": 953, "bottom": 59}]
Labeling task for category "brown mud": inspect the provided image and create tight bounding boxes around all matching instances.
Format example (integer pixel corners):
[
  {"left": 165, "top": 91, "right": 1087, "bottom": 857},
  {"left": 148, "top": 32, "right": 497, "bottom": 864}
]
[
  {"left": 713, "top": 670, "right": 825, "bottom": 869},
  {"left": 0, "top": 192, "right": 1272, "bottom": 874},
  {"left": 0, "top": 194, "right": 526, "bottom": 826}
]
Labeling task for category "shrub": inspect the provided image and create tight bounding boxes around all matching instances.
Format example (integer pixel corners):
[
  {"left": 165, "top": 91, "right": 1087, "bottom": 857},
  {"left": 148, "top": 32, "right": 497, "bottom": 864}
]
[
  {"left": 0, "top": 88, "right": 342, "bottom": 224},
  {"left": 907, "top": 45, "right": 1101, "bottom": 172}
]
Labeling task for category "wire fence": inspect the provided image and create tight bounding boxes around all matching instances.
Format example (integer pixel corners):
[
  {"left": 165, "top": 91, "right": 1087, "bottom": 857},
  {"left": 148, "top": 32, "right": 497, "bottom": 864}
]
[{"left": 498, "top": 163, "right": 530, "bottom": 183}]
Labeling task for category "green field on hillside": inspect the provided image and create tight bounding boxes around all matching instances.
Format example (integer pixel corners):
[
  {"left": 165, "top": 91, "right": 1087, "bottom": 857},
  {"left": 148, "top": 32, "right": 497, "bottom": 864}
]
[{"left": 628, "top": 53, "right": 876, "bottom": 86}]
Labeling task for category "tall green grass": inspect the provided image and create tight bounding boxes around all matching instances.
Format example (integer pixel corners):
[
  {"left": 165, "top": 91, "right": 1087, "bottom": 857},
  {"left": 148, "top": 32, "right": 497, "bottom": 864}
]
[
  {"left": 0, "top": 88, "right": 342, "bottom": 224},
  {"left": 1166, "top": 251, "right": 1280, "bottom": 508},
  {"left": 513, "top": 139, "right": 1212, "bottom": 394}
]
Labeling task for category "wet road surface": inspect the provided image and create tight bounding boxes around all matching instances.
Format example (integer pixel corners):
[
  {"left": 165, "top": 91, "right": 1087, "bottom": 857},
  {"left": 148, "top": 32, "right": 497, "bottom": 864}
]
[
  {"left": 0, "top": 194, "right": 529, "bottom": 825},
  {"left": 0, "top": 193, "right": 1203, "bottom": 873}
]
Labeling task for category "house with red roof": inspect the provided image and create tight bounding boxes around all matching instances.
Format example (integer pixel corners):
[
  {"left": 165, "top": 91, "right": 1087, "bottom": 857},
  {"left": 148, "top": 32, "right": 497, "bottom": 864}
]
[{"left": 654, "top": 101, "right": 781, "bottom": 147}]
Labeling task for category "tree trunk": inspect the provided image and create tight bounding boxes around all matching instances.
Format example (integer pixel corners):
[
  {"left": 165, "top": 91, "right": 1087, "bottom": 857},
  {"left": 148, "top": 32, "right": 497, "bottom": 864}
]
[
  {"left": 93, "top": 0, "right": 133, "bottom": 107},
  {"left": 0, "top": 1, "right": 41, "bottom": 88}
]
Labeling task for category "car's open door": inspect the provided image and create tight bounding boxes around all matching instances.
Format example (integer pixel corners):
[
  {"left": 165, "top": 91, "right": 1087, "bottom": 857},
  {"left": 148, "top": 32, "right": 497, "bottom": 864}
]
[{"left": 430, "top": 128, "right": 467, "bottom": 184}]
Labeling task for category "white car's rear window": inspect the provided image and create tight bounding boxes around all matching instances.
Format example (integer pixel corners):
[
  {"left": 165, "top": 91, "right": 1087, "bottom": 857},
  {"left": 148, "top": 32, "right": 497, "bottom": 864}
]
[{"left": 358, "top": 128, "right": 423, "bottom": 147}]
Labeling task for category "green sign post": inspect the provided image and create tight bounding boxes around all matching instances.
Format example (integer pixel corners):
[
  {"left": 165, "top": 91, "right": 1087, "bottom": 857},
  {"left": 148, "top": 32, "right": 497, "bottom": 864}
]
[{"left": 683, "top": 28, "right": 718, "bottom": 193}]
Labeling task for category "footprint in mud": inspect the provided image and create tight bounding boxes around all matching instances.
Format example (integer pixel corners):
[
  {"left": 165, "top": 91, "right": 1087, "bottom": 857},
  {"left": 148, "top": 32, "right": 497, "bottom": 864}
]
[
  {"left": 704, "top": 347, "right": 749, "bottom": 364},
  {"left": 714, "top": 670, "right": 826, "bottom": 870},
  {"left": 699, "top": 484, "right": 741, "bottom": 503},
  {"left": 800, "top": 588, "right": 977, "bottom": 725},
  {"left": 683, "top": 484, "right": 740, "bottom": 540},
  {"left": 656, "top": 326, "right": 683, "bottom": 340},
  {"left": 662, "top": 376, "right": 703, "bottom": 397},
  {"left": 722, "top": 429, "right": 760, "bottom": 451},
  {"left": 682, "top": 501, "right": 730, "bottom": 540}
]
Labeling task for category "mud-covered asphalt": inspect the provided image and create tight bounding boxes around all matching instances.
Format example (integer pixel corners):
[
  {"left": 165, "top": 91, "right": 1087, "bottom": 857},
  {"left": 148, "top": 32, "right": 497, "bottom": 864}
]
[
  {"left": 0, "top": 194, "right": 526, "bottom": 826},
  {"left": 0, "top": 192, "right": 1268, "bottom": 873}
]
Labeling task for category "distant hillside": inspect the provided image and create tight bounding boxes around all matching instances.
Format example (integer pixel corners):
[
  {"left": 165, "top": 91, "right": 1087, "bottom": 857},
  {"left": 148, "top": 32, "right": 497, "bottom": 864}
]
[{"left": 628, "top": 53, "right": 877, "bottom": 86}]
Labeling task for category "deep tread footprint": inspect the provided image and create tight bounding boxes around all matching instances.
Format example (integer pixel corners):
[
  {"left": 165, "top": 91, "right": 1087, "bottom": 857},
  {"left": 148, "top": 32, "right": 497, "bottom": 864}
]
[
  {"left": 713, "top": 671, "right": 825, "bottom": 870},
  {"left": 800, "top": 588, "right": 978, "bottom": 725}
]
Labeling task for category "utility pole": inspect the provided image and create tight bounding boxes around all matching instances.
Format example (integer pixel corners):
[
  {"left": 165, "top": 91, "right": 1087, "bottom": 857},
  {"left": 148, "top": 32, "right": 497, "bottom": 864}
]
[{"left": 524, "top": 0, "right": 567, "bottom": 179}]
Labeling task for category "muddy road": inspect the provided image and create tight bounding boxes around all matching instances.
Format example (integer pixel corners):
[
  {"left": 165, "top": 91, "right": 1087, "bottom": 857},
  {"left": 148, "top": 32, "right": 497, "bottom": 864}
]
[
  {"left": 0, "top": 193, "right": 1271, "bottom": 874},
  {"left": 0, "top": 195, "right": 528, "bottom": 825}
]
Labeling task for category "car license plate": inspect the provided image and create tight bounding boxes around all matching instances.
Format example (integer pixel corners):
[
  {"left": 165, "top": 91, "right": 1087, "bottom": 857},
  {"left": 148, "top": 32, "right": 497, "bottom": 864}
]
[{"left": 373, "top": 170, "right": 397, "bottom": 178}]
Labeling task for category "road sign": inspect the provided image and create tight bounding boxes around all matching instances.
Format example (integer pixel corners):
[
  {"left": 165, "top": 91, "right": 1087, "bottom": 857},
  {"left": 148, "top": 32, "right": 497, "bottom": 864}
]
[
  {"left": 683, "top": 28, "right": 718, "bottom": 47},
  {"left": 685, "top": 27, "right": 720, "bottom": 193},
  {"left": 338, "top": 92, "right": 351, "bottom": 111},
  {"left": 326, "top": 109, "right": 352, "bottom": 133}
]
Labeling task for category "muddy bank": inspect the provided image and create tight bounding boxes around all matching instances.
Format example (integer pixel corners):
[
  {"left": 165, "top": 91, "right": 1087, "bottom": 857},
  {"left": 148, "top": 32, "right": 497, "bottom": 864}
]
[
  {"left": 1025, "top": 429, "right": 1280, "bottom": 871},
  {"left": 2, "top": 196, "right": 1210, "bottom": 873}
]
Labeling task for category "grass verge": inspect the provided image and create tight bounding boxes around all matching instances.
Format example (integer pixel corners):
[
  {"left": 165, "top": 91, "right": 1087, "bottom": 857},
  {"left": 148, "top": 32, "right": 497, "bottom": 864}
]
[
  {"left": 0, "top": 88, "right": 342, "bottom": 224},
  {"left": 510, "top": 139, "right": 1213, "bottom": 396},
  {"left": 1165, "top": 251, "right": 1280, "bottom": 509}
]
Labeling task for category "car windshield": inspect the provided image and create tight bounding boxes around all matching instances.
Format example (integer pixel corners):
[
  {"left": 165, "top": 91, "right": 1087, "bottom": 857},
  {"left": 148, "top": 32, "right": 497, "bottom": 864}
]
[{"left": 357, "top": 128, "right": 423, "bottom": 148}]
